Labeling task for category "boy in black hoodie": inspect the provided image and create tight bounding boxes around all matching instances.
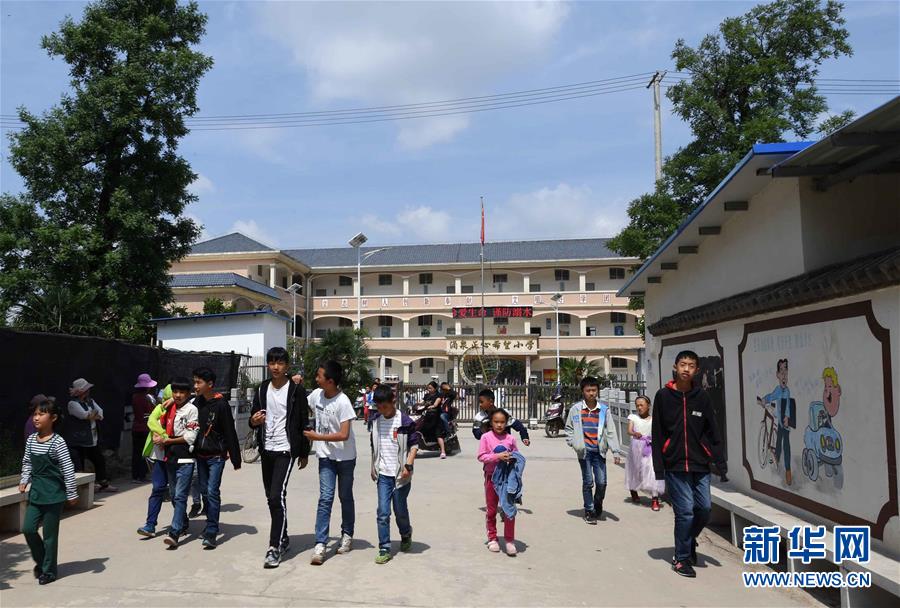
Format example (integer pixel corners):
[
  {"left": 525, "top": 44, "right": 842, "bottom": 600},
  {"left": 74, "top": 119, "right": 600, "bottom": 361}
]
[
  {"left": 652, "top": 350, "right": 727, "bottom": 578},
  {"left": 249, "top": 347, "right": 311, "bottom": 568},
  {"left": 193, "top": 367, "right": 241, "bottom": 549}
]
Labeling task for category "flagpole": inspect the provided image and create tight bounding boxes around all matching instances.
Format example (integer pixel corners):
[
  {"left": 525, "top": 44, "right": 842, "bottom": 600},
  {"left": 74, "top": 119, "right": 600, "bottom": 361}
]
[{"left": 480, "top": 196, "right": 485, "bottom": 359}]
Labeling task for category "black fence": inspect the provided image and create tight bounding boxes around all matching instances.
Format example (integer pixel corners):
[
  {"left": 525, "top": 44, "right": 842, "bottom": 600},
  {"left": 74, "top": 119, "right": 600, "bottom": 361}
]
[
  {"left": 0, "top": 328, "right": 242, "bottom": 451},
  {"left": 398, "top": 377, "right": 645, "bottom": 423}
]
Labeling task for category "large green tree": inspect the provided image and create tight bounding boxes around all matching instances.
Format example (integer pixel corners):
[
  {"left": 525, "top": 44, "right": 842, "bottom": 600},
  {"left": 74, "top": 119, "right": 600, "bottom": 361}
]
[
  {"left": 301, "top": 329, "right": 375, "bottom": 401},
  {"left": 609, "top": 0, "right": 851, "bottom": 261},
  {"left": 2, "top": 0, "right": 212, "bottom": 340}
]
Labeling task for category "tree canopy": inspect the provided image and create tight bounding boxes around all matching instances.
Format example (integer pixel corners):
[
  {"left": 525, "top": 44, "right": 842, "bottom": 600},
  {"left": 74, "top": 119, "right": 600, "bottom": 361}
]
[{"left": 1, "top": 0, "right": 212, "bottom": 341}]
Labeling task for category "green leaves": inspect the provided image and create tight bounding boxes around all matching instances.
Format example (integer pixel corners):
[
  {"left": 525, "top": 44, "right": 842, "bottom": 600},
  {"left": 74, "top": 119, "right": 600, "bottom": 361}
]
[
  {"left": 301, "top": 329, "right": 375, "bottom": 401},
  {"left": 4, "top": 0, "right": 211, "bottom": 341}
]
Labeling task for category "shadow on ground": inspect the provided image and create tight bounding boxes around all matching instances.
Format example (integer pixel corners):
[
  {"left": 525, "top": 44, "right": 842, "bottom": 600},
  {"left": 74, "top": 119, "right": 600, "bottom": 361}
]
[
  {"left": 647, "top": 546, "right": 722, "bottom": 568},
  {"left": 565, "top": 508, "right": 620, "bottom": 522}
]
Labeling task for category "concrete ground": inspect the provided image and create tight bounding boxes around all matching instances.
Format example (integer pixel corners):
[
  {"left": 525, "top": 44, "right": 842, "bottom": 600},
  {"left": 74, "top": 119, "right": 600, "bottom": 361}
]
[{"left": 1, "top": 421, "right": 826, "bottom": 607}]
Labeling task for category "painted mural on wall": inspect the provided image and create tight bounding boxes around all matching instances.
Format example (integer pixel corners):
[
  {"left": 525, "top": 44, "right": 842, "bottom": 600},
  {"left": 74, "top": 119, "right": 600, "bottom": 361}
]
[
  {"left": 659, "top": 332, "right": 727, "bottom": 458},
  {"left": 738, "top": 301, "right": 896, "bottom": 537}
]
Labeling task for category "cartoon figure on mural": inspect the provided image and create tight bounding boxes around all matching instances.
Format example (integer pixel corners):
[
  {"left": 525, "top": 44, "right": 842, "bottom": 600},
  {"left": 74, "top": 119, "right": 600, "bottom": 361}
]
[
  {"left": 756, "top": 359, "right": 796, "bottom": 486},
  {"left": 802, "top": 367, "right": 843, "bottom": 486}
]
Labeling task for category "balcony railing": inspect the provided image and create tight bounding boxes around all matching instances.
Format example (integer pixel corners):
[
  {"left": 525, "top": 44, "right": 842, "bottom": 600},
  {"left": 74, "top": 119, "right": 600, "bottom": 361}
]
[{"left": 312, "top": 291, "right": 630, "bottom": 313}]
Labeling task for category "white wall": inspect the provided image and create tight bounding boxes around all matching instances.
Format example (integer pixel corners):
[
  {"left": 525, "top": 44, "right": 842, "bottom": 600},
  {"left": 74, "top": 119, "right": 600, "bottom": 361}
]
[{"left": 156, "top": 313, "right": 288, "bottom": 357}]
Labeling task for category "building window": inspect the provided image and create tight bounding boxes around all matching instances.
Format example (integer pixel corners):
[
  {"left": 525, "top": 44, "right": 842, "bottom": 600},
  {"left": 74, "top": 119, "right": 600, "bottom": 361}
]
[
  {"left": 609, "top": 267, "right": 626, "bottom": 280},
  {"left": 338, "top": 318, "right": 353, "bottom": 328},
  {"left": 614, "top": 325, "right": 625, "bottom": 336},
  {"left": 378, "top": 316, "right": 393, "bottom": 326},
  {"left": 384, "top": 358, "right": 393, "bottom": 368},
  {"left": 461, "top": 285, "right": 474, "bottom": 294},
  {"left": 546, "top": 318, "right": 552, "bottom": 330},
  {"left": 446, "top": 327, "right": 456, "bottom": 335},
  {"left": 559, "top": 313, "right": 572, "bottom": 324},
  {"left": 380, "top": 327, "right": 391, "bottom": 338},
  {"left": 378, "top": 274, "right": 392, "bottom": 286},
  {"left": 417, "top": 315, "right": 432, "bottom": 326},
  {"left": 339, "top": 275, "right": 353, "bottom": 287},
  {"left": 493, "top": 317, "right": 508, "bottom": 325},
  {"left": 611, "top": 357, "right": 628, "bottom": 369},
  {"left": 611, "top": 312, "right": 627, "bottom": 324},
  {"left": 315, "top": 329, "right": 327, "bottom": 339},
  {"left": 257, "top": 265, "right": 263, "bottom": 276},
  {"left": 461, "top": 327, "right": 474, "bottom": 335},
  {"left": 446, "top": 285, "right": 456, "bottom": 294},
  {"left": 586, "top": 326, "right": 597, "bottom": 336},
  {"left": 530, "top": 327, "right": 542, "bottom": 336},
  {"left": 492, "top": 274, "right": 507, "bottom": 284},
  {"left": 529, "top": 283, "right": 541, "bottom": 293},
  {"left": 315, "top": 288, "right": 327, "bottom": 297},
  {"left": 554, "top": 269, "right": 570, "bottom": 281},
  {"left": 436, "top": 319, "right": 443, "bottom": 331},
  {"left": 420, "top": 358, "right": 434, "bottom": 369},
  {"left": 585, "top": 282, "right": 595, "bottom": 291},
  {"left": 281, "top": 277, "right": 288, "bottom": 289},
  {"left": 419, "top": 273, "right": 432, "bottom": 285}
]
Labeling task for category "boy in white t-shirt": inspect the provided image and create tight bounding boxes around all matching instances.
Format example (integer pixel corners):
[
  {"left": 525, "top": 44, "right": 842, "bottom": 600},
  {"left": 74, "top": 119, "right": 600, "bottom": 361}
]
[{"left": 303, "top": 361, "right": 357, "bottom": 565}]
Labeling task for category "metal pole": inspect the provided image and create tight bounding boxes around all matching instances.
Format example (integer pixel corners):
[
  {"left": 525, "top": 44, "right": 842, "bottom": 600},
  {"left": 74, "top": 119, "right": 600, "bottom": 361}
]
[
  {"left": 647, "top": 70, "right": 666, "bottom": 182},
  {"left": 356, "top": 246, "right": 361, "bottom": 330},
  {"left": 555, "top": 304, "right": 561, "bottom": 384},
  {"left": 291, "top": 290, "right": 297, "bottom": 361}
]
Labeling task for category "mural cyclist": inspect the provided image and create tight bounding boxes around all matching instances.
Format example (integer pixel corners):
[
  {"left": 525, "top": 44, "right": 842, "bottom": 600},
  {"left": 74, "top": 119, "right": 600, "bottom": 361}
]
[{"left": 756, "top": 359, "right": 795, "bottom": 486}]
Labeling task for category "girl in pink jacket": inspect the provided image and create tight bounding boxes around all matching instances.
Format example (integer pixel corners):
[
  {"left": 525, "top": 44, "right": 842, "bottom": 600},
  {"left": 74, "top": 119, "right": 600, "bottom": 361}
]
[{"left": 477, "top": 409, "right": 519, "bottom": 555}]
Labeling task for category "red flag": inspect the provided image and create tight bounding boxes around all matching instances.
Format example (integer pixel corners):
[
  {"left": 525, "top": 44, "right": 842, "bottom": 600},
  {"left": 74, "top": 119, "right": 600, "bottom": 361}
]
[{"left": 480, "top": 199, "right": 485, "bottom": 245}]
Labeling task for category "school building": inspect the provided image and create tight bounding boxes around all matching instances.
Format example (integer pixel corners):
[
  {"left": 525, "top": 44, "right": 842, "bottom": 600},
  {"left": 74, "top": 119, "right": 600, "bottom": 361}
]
[
  {"left": 620, "top": 98, "right": 899, "bottom": 602},
  {"left": 168, "top": 235, "right": 644, "bottom": 384}
]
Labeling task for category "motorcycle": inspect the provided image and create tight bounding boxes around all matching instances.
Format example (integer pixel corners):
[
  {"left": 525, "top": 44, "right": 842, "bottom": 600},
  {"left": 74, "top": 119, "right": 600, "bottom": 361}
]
[
  {"left": 543, "top": 393, "right": 567, "bottom": 438},
  {"left": 409, "top": 400, "right": 461, "bottom": 455}
]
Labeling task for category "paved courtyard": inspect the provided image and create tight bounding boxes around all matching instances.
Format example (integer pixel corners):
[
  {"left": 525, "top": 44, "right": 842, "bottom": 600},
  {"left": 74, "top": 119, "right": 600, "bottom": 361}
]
[{"left": 1, "top": 422, "right": 826, "bottom": 607}]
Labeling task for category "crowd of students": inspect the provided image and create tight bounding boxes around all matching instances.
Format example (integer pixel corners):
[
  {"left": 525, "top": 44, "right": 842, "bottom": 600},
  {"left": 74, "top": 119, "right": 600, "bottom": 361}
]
[{"left": 18, "top": 348, "right": 725, "bottom": 584}]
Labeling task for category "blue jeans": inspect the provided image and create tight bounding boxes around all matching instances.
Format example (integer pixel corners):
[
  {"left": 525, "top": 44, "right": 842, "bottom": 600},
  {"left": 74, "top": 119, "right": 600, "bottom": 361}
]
[
  {"left": 167, "top": 462, "right": 194, "bottom": 535},
  {"left": 197, "top": 457, "right": 226, "bottom": 536},
  {"left": 376, "top": 475, "right": 412, "bottom": 551},
  {"left": 578, "top": 450, "right": 607, "bottom": 511},
  {"left": 666, "top": 471, "right": 711, "bottom": 561},
  {"left": 144, "top": 460, "right": 169, "bottom": 528},
  {"left": 440, "top": 412, "right": 451, "bottom": 434},
  {"left": 315, "top": 458, "right": 356, "bottom": 544}
]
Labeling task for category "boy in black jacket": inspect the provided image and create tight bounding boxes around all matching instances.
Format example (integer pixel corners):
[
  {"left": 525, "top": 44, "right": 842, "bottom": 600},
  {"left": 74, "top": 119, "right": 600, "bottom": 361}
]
[
  {"left": 193, "top": 367, "right": 241, "bottom": 549},
  {"left": 652, "top": 350, "right": 727, "bottom": 578},
  {"left": 249, "top": 347, "right": 311, "bottom": 568}
]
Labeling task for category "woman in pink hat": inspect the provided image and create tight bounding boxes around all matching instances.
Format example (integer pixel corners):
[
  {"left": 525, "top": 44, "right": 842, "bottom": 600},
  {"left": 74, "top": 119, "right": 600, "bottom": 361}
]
[{"left": 131, "top": 373, "right": 158, "bottom": 483}]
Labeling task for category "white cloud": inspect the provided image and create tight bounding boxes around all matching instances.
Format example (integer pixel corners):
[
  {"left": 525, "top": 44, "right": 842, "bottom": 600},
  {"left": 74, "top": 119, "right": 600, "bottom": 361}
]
[
  {"left": 255, "top": 1, "right": 569, "bottom": 148},
  {"left": 189, "top": 173, "right": 215, "bottom": 196},
  {"left": 489, "top": 183, "right": 626, "bottom": 240},
  {"left": 231, "top": 219, "right": 278, "bottom": 248},
  {"left": 184, "top": 212, "right": 209, "bottom": 241},
  {"left": 361, "top": 205, "right": 454, "bottom": 242}
]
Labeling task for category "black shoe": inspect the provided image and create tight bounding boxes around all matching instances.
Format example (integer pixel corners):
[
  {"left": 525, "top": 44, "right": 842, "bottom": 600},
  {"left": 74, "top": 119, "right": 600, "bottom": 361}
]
[
  {"left": 264, "top": 547, "right": 281, "bottom": 568},
  {"left": 188, "top": 503, "right": 202, "bottom": 518},
  {"left": 164, "top": 532, "right": 180, "bottom": 549},
  {"left": 594, "top": 502, "right": 605, "bottom": 521},
  {"left": 38, "top": 573, "right": 57, "bottom": 585},
  {"left": 33, "top": 565, "right": 42, "bottom": 579},
  {"left": 583, "top": 509, "right": 598, "bottom": 525},
  {"left": 672, "top": 560, "right": 696, "bottom": 578},
  {"left": 690, "top": 539, "right": 698, "bottom": 566},
  {"left": 202, "top": 534, "right": 217, "bottom": 550}
]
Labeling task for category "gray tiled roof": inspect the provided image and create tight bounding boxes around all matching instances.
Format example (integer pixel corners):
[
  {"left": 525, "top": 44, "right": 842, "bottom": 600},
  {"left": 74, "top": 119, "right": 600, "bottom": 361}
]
[
  {"left": 170, "top": 272, "right": 278, "bottom": 299},
  {"left": 190, "top": 233, "right": 274, "bottom": 254},
  {"left": 284, "top": 238, "right": 621, "bottom": 268},
  {"left": 648, "top": 245, "right": 900, "bottom": 336}
]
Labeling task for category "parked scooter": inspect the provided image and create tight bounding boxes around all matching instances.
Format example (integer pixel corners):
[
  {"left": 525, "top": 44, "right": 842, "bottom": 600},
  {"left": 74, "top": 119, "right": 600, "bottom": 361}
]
[{"left": 543, "top": 390, "right": 567, "bottom": 438}]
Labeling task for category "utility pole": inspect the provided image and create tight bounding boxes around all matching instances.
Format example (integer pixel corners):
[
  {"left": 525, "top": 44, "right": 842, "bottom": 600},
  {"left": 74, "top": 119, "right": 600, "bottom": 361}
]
[{"left": 647, "top": 70, "right": 666, "bottom": 182}]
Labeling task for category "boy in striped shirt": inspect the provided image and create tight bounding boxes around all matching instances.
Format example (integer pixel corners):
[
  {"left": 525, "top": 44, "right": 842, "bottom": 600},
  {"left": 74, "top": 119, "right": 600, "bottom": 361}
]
[{"left": 564, "top": 377, "right": 621, "bottom": 524}]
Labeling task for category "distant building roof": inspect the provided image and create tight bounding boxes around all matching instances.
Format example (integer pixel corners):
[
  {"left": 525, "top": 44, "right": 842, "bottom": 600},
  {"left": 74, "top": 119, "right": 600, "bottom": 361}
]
[
  {"left": 150, "top": 309, "right": 290, "bottom": 323},
  {"left": 286, "top": 238, "right": 623, "bottom": 268},
  {"left": 190, "top": 233, "right": 274, "bottom": 254},
  {"left": 170, "top": 272, "right": 279, "bottom": 299}
]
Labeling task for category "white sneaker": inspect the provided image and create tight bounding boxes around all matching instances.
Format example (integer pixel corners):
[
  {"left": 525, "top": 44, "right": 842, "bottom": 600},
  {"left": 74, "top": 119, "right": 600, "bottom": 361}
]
[
  {"left": 310, "top": 543, "right": 326, "bottom": 565},
  {"left": 336, "top": 534, "right": 353, "bottom": 554}
]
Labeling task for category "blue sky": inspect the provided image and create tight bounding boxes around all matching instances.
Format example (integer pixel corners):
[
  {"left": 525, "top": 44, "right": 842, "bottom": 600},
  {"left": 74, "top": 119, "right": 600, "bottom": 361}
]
[{"left": 2, "top": 1, "right": 898, "bottom": 248}]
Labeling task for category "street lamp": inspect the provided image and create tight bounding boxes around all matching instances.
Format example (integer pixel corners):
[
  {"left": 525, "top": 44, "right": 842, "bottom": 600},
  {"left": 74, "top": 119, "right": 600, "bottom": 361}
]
[
  {"left": 287, "top": 282, "right": 302, "bottom": 361},
  {"left": 551, "top": 292, "right": 562, "bottom": 386},
  {"left": 348, "top": 232, "right": 368, "bottom": 329}
]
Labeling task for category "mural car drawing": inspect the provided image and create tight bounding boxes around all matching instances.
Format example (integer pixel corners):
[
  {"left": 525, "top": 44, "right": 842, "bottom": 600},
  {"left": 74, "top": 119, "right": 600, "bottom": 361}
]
[{"left": 802, "top": 367, "right": 843, "bottom": 483}]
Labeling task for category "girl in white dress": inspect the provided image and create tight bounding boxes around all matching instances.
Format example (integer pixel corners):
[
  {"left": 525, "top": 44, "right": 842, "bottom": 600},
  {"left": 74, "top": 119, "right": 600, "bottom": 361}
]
[{"left": 625, "top": 395, "right": 664, "bottom": 511}]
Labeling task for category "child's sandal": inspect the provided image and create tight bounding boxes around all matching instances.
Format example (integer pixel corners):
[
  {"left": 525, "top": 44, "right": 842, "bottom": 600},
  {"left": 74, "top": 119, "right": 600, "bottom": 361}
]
[{"left": 487, "top": 540, "right": 500, "bottom": 552}]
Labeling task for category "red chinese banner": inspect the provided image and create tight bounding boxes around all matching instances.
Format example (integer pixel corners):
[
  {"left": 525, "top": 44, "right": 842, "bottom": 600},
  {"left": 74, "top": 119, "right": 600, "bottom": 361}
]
[{"left": 452, "top": 306, "right": 533, "bottom": 319}]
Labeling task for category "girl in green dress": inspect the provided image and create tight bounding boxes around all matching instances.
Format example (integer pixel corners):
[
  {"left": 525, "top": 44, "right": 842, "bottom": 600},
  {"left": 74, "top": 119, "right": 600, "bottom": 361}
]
[{"left": 18, "top": 398, "right": 78, "bottom": 585}]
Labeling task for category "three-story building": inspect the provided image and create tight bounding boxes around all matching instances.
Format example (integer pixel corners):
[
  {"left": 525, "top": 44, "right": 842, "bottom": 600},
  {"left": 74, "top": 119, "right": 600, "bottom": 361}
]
[{"left": 169, "top": 232, "right": 644, "bottom": 383}]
